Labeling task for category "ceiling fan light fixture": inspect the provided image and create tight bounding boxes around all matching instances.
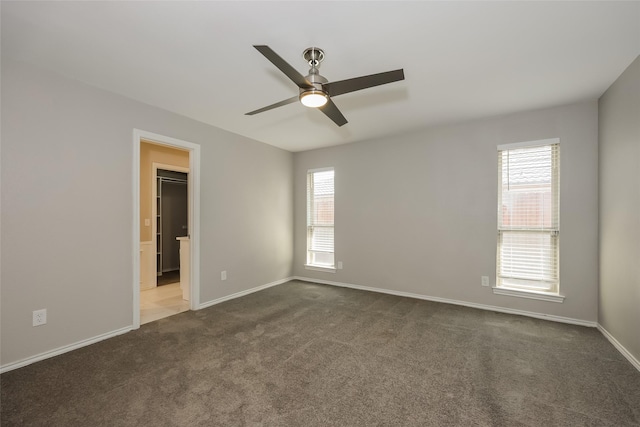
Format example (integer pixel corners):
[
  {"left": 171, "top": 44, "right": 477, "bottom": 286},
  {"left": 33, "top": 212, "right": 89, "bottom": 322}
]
[{"left": 300, "top": 90, "right": 328, "bottom": 108}]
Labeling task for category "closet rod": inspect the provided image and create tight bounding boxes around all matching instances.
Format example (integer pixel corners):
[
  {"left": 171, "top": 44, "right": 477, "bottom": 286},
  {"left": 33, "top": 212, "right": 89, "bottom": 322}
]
[{"left": 158, "top": 176, "right": 187, "bottom": 184}]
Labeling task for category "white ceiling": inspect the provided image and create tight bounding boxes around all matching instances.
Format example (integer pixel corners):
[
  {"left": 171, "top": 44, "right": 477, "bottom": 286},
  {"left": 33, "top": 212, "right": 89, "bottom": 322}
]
[{"left": 2, "top": 1, "right": 639, "bottom": 152}]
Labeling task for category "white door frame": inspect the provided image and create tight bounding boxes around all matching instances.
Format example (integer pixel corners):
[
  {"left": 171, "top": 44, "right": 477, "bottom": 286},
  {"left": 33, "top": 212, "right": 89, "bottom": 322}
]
[
  {"left": 132, "top": 129, "right": 201, "bottom": 329},
  {"left": 152, "top": 162, "right": 190, "bottom": 286}
]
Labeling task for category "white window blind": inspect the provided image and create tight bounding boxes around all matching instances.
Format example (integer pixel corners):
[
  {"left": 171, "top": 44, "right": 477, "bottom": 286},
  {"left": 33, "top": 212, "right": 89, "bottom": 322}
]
[
  {"left": 307, "top": 169, "right": 334, "bottom": 267},
  {"left": 497, "top": 142, "right": 559, "bottom": 293}
]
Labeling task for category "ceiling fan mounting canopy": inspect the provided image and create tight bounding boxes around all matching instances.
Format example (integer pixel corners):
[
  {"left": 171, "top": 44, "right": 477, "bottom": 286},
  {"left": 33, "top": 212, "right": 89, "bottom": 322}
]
[
  {"left": 246, "top": 45, "right": 405, "bottom": 127},
  {"left": 302, "top": 47, "right": 325, "bottom": 68}
]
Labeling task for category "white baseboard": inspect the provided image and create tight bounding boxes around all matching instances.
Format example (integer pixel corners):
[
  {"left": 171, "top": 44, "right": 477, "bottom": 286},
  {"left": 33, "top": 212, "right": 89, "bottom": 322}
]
[
  {"left": 0, "top": 326, "right": 132, "bottom": 374},
  {"left": 198, "top": 277, "right": 294, "bottom": 310},
  {"left": 8, "top": 277, "right": 628, "bottom": 375},
  {"left": 597, "top": 324, "right": 640, "bottom": 372},
  {"left": 0, "top": 277, "right": 294, "bottom": 374},
  {"left": 292, "top": 276, "right": 597, "bottom": 328}
]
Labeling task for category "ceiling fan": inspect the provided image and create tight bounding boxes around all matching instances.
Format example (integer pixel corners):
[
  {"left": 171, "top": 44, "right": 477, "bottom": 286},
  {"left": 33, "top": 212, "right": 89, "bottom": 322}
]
[{"left": 246, "top": 45, "right": 405, "bottom": 127}]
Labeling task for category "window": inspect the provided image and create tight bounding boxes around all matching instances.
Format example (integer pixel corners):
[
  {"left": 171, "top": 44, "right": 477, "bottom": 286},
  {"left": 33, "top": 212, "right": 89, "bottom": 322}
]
[
  {"left": 306, "top": 168, "right": 334, "bottom": 270},
  {"left": 497, "top": 140, "right": 560, "bottom": 296}
]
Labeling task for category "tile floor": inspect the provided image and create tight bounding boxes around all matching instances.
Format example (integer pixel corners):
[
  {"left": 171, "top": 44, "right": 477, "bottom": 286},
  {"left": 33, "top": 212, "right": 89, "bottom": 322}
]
[{"left": 140, "top": 282, "right": 190, "bottom": 325}]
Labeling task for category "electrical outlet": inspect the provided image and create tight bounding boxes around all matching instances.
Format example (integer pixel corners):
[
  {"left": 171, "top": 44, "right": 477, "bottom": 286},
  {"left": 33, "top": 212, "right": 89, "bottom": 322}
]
[
  {"left": 33, "top": 309, "right": 47, "bottom": 326},
  {"left": 337, "top": 261, "right": 343, "bottom": 270},
  {"left": 481, "top": 276, "right": 490, "bottom": 287},
  {"left": 221, "top": 270, "right": 227, "bottom": 281}
]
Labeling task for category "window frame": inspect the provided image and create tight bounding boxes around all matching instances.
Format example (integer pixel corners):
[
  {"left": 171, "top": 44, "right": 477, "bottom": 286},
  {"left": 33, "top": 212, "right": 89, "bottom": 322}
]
[
  {"left": 494, "top": 138, "right": 563, "bottom": 302},
  {"left": 305, "top": 167, "right": 335, "bottom": 272}
]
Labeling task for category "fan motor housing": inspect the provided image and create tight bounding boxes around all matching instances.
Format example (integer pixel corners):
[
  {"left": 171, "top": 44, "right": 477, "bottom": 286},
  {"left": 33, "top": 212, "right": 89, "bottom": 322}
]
[{"left": 300, "top": 71, "right": 328, "bottom": 95}]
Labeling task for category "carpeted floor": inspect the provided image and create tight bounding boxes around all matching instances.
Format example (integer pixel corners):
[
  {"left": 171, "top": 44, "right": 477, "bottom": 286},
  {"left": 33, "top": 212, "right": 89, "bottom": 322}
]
[{"left": 2, "top": 280, "right": 639, "bottom": 426}]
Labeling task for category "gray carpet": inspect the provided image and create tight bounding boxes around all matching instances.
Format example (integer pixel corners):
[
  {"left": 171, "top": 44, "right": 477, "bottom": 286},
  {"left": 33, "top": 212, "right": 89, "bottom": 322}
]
[{"left": 2, "top": 280, "right": 639, "bottom": 426}]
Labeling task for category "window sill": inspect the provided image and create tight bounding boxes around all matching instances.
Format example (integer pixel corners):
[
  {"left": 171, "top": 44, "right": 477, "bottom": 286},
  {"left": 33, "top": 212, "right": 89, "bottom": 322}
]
[
  {"left": 304, "top": 264, "right": 336, "bottom": 273},
  {"left": 492, "top": 287, "right": 565, "bottom": 303}
]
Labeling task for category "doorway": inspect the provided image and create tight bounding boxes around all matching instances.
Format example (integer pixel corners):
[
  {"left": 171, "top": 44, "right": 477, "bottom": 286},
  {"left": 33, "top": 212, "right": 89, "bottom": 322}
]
[
  {"left": 138, "top": 164, "right": 189, "bottom": 324},
  {"left": 133, "top": 130, "right": 201, "bottom": 329}
]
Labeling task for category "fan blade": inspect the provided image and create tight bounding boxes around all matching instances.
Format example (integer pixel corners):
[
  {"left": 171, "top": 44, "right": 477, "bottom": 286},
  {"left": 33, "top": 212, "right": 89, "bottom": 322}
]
[
  {"left": 324, "top": 69, "right": 405, "bottom": 97},
  {"left": 245, "top": 96, "right": 299, "bottom": 116},
  {"left": 319, "top": 98, "right": 348, "bottom": 127},
  {"left": 254, "top": 45, "right": 313, "bottom": 89}
]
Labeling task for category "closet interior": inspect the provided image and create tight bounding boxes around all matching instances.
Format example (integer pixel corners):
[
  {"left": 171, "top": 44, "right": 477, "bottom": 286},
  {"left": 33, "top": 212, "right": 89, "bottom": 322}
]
[{"left": 156, "top": 169, "right": 188, "bottom": 284}]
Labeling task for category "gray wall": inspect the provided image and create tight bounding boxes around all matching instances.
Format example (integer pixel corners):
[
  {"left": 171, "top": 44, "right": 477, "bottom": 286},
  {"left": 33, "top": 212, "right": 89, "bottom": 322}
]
[
  {"left": 1, "top": 60, "right": 293, "bottom": 366},
  {"left": 294, "top": 101, "right": 599, "bottom": 322},
  {"left": 1, "top": 56, "right": 616, "bottom": 367},
  {"left": 598, "top": 56, "right": 640, "bottom": 362}
]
